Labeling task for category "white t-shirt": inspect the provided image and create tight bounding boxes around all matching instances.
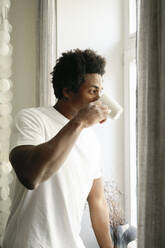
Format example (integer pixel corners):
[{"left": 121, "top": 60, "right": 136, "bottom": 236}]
[{"left": 3, "top": 106, "right": 102, "bottom": 248}]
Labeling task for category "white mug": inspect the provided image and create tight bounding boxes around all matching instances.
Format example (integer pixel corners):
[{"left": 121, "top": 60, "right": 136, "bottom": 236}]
[{"left": 99, "top": 93, "right": 123, "bottom": 120}]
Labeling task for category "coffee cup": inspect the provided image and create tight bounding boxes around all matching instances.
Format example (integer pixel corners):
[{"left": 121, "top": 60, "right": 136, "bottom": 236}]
[{"left": 99, "top": 93, "right": 123, "bottom": 120}]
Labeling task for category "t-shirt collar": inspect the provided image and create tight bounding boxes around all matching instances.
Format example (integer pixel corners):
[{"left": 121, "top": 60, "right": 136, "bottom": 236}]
[{"left": 50, "top": 106, "right": 70, "bottom": 125}]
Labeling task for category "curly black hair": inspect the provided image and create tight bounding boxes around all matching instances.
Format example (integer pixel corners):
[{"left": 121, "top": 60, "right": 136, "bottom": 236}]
[{"left": 51, "top": 49, "right": 106, "bottom": 99}]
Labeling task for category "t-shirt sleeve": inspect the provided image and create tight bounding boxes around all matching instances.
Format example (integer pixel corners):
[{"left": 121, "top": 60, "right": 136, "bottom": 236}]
[
  {"left": 93, "top": 166, "right": 102, "bottom": 179},
  {"left": 9, "top": 108, "right": 45, "bottom": 153},
  {"left": 93, "top": 150, "right": 103, "bottom": 179},
  {"left": 92, "top": 132, "right": 103, "bottom": 179}
]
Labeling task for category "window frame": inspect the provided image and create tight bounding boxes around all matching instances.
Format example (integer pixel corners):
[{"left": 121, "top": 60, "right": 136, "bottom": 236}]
[{"left": 123, "top": 0, "right": 137, "bottom": 226}]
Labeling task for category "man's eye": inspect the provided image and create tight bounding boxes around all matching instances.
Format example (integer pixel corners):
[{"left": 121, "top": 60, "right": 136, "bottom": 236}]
[{"left": 89, "top": 89, "right": 97, "bottom": 94}]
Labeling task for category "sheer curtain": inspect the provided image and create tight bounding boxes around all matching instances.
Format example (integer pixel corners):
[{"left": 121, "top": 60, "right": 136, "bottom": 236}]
[
  {"left": 38, "top": 0, "right": 57, "bottom": 107},
  {"left": 137, "top": 1, "right": 165, "bottom": 247}
]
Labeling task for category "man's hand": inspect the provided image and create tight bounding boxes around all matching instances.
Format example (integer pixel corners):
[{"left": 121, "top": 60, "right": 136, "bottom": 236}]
[{"left": 74, "top": 101, "right": 110, "bottom": 128}]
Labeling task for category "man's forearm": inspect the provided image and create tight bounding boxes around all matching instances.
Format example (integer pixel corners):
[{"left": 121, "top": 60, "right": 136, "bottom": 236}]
[
  {"left": 10, "top": 118, "right": 84, "bottom": 189},
  {"left": 89, "top": 199, "right": 113, "bottom": 248}
]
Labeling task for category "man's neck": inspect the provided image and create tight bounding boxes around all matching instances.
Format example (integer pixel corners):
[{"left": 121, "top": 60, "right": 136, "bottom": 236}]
[{"left": 54, "top": 99, "right": 78, "bottom": 120}]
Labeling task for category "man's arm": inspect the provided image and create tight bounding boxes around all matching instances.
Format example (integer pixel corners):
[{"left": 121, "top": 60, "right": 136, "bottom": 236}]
[
  {"left": 10, "top": 103, "right": 109, "bottom": 190},
  {"left": 87, "top": 178, "right": 113, "bottom": 248},
  {"left": 9, "top": 118, "right": 84, "bottom": 190}
]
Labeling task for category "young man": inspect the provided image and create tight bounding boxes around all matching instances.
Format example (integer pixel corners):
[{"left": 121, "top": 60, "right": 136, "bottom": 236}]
[{"left": 3, "top": 49, "right": 113, "bottom": 248}]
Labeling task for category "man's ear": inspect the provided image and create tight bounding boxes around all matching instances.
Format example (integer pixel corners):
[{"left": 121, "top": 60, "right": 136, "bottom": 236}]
[
  {"left": 62, "top": 88, "right": 70, "bottom": 100},
  {"left": 62, "top": 88, "right": 73, "bottom": 100}
]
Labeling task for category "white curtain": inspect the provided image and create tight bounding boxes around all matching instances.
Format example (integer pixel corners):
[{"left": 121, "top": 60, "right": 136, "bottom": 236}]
[
  {"left": 137, "top": 1, "right": 165, "bottom": 247},
  {"left": 38, "top": 0, "right": 57, "bottom": 107}
]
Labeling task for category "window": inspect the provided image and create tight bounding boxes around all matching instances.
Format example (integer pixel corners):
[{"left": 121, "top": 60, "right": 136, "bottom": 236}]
[
  {"left": 124, "top": 0, "right": 137, "bottom": 226},
  {"left": 129, "top": 0, "right": 137, "bottom": 34},
  {"left": 129, "top": 59, "right": 137, "bottom": 226}
]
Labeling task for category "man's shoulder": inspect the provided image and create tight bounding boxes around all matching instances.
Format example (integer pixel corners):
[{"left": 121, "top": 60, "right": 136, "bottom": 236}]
[
  {"left": 14, "top": 107, "right": 50, "bottom": 128},
  {"left": 15, "top": 106, "right": 48, "bottom": 119},
  {"left": 17, "top": 106, "right": 44, "bottom": 114}
]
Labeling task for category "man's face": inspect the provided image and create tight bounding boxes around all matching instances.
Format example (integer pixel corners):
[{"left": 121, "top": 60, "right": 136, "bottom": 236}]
[{"left": 68, "top": 73, "right": 103, "bottom": 112}]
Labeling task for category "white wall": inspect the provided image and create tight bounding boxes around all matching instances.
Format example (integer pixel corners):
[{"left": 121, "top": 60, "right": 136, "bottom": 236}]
[
  {"left": 9, "top": 0, "right": 39, "bottom": 118},
  {"left": 57, "top": 0, "right": 124, "bottom": 246}
]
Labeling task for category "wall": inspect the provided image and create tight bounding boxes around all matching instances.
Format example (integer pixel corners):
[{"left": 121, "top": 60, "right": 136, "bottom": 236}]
[
  {"left": 57, "top": 0, "right": 124, "bottom": 246},
  {"left": 9, "top": 0, "right": 39, "bottom": 118}
]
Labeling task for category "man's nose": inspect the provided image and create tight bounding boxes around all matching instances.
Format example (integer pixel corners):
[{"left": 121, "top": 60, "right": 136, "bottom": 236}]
[
  {"left": 97, "top": 89, "right": 104, "bottom": 99},
  {"left": 93, "top": 92, "right": 101, "bottom": 101}
]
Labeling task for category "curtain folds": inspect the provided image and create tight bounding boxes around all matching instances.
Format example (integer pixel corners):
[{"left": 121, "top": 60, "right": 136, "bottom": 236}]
[
  {"left": 137, "top": 1, "right": 165, "bottom": 247},
  {"left": 38, "top": 0, "right": 57, "bottom": 106}
]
